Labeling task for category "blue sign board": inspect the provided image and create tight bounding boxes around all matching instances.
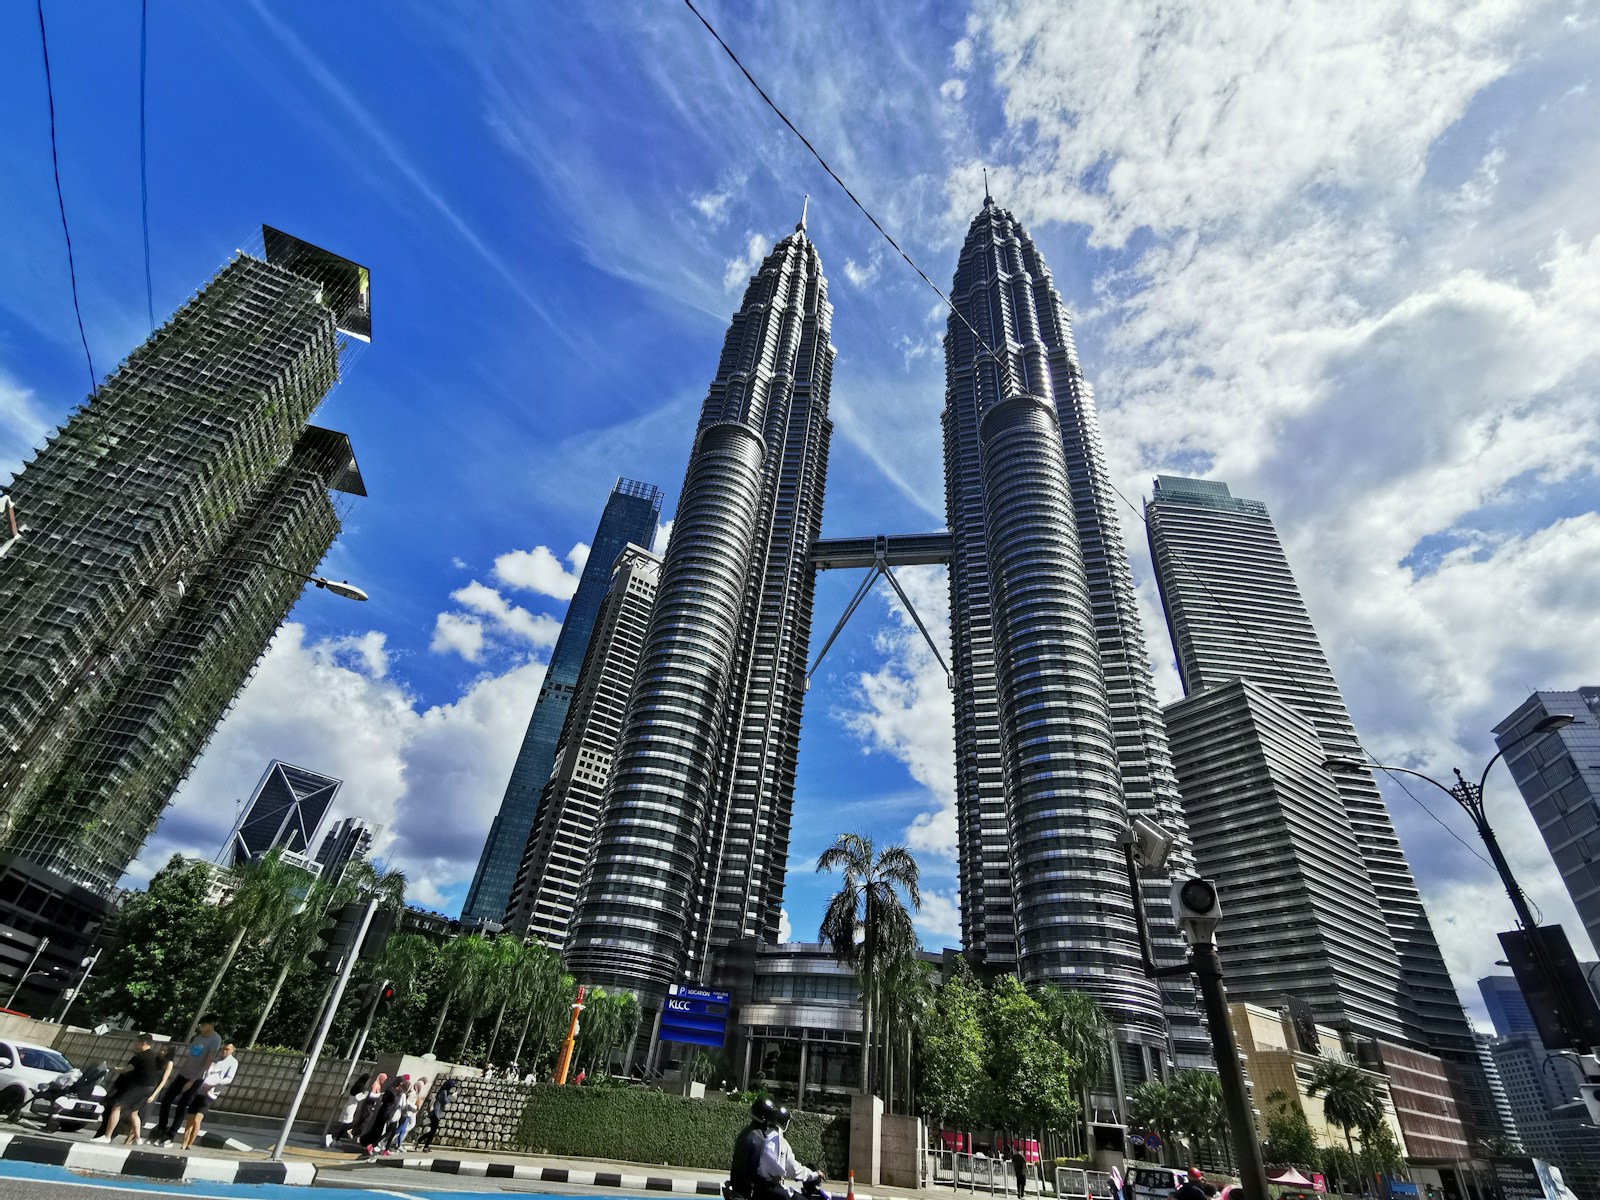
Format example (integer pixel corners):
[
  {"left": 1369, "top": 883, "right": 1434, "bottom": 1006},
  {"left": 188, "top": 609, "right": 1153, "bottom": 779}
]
[{"left": 660, "top": 984, "right": 732, "bottom": 1048}]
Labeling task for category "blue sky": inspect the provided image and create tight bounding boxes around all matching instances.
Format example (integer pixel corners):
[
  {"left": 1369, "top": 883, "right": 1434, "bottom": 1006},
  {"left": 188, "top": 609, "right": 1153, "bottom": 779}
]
[{"left": 3, "top": 1, "right": 1599, "bottom": 1027}]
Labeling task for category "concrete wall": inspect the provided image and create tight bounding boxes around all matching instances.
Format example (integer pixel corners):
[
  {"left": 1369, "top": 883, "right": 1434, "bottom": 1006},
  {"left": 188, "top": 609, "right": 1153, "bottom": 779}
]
[
  {"left": 0, "top": 1019, "right": 376, "bottom": 1125},
  {"left": 427, "top": 1078, "right": 536, "bottom": 1151},
  {"left": 880, "top": 1114, "right": 923, "bottom": 1189}
]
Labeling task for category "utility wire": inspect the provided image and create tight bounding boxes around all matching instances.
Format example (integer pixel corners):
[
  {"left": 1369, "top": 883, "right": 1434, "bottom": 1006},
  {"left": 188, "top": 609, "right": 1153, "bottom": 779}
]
[
  {"left": 139, "top": 0, "right": 154, "bottom": 329},
  {"left": 36, "top": 0, "right": 98, "bottom": 396},
  {"left": 682, "top": 0, "right": 1492, "bottom": 873},
  {"left": 681, "top": 0, "right": 1016, "bottom": 394}
]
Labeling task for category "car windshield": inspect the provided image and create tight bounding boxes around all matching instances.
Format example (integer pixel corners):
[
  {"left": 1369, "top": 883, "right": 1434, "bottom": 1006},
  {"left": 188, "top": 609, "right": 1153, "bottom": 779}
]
[{"left": 18, "top": 1047, "right": 71, "bottom": 1073}]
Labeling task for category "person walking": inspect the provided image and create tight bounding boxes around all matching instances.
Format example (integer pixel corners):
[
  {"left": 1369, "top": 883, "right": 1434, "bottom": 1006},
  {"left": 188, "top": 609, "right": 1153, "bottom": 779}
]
[
  {"left": 328, "top": 1073, "right": 384, "bottom": 1148},
  {"left": 178, "top": 1042, "right": 237, "bottom": 1150},
  {"left": 1174, "top": 1169, "right": 1214, "bottom": 1200},
  {"left": 358, "top": 1073, "right": 407, "bottom": 1157},
  {"left": 92, "top": 1033, "right": 165, "bottom": 1145},
  {"left": 383, "top": 1075, "right": 427, "bottom": 1155},
  {"left": 1010, "top": 1146, "right": 1028, "bottom": 1198},
  {"left": 417, "top": 1076, "right": 457, "bottom": 1151},
  {"left": 150, "top": 1015, "right": 222, "bottom": 1147}
]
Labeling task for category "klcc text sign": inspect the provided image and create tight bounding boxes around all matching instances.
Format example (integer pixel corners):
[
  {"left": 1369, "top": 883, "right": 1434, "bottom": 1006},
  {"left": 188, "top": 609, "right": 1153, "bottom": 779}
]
[{"left": 660, "top": 983, "right": 732, "bottom": 1048}]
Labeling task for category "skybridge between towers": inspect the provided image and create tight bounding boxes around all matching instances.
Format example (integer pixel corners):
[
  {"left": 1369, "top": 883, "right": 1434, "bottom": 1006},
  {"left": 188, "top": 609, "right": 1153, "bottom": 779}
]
[{"left": 806, "top": 532, "right": 954, "bottom": 690}]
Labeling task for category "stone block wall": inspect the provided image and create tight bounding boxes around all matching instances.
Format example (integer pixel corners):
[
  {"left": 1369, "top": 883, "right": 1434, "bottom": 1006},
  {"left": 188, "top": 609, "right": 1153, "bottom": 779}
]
[{"left": 427, "top": 1078, "right": 535, "bottom": 1151}]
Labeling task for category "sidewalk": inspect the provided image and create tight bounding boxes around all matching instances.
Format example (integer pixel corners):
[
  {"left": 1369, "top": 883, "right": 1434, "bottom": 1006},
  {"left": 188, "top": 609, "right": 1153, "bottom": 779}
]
[{"left": 0, "top": 1128, "right": 314, "bottom": 1185}]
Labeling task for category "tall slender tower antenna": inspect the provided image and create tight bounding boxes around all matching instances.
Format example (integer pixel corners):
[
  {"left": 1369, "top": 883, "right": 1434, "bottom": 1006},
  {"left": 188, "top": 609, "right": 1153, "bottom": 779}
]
[
  {"left": 983, "top": 167, "right": 992, "bottom": 206},
  {"left": 797, "top": 194, "right": 809, "bottom": 233}
]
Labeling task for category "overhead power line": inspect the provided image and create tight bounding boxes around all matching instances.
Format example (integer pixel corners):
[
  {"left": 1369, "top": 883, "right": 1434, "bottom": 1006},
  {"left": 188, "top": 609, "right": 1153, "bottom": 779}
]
[{"left": 36, "top": 0, "right": 98, "bottom": 396}]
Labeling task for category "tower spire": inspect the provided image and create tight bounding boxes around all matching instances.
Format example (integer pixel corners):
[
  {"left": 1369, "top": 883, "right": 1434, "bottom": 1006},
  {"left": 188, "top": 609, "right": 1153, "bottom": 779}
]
[
  {"left": 983, "top": 167, "right": 992, "bottom": 207},
  {"left": 797, "top": 194, "right": 809, "bottom": 233}
]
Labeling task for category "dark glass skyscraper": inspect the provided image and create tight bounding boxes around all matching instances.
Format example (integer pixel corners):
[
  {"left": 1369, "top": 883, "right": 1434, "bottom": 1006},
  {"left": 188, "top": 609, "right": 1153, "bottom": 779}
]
[
  {"left": 566, "top": 217, "right": 832, "bottom": 996},
  {"left": 941, "top": 197, "right": 1207, "bottom": 1067},
  {"left": 224, "top": 760, "right": 341, "bottom": 866},
  {"left": 461, "top": 478, "right": 662, "bottom": 924},
  {"left": 0, "top": 230, "right": 369, "bottom": 893}
]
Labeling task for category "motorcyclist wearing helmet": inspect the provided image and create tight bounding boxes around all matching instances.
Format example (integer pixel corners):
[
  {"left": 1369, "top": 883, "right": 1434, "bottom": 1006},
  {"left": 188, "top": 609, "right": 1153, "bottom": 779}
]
[
  {"left": 760, "top": 1105, "right": 822, "bottom": 1198},
  {"left": 730, "top": 1098, "right": 778, "bottom": 1200}
]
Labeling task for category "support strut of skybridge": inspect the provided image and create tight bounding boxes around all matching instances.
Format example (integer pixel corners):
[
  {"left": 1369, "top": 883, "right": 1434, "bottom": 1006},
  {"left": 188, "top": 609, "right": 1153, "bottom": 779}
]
[{"left": 806, "top": 533, "right": 954, "bottom": 689}]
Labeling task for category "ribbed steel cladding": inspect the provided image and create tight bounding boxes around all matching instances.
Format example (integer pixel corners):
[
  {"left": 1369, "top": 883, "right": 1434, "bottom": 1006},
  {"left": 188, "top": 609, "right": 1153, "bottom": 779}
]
[
  {"left": 565, "top": 422, "right": 766, "bottom": 991},
  {"left": 978, "top": 395, "right": 1161, "bottom": 1030}
]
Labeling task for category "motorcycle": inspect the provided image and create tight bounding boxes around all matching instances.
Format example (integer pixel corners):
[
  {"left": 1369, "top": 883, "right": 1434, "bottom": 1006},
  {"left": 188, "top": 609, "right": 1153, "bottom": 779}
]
[
  {"left": 723, "top": 1176, "right": 833, "bottom": 1200},
  {"left": 28, "top": 1063, "right": 110, "bottom": 1133}
]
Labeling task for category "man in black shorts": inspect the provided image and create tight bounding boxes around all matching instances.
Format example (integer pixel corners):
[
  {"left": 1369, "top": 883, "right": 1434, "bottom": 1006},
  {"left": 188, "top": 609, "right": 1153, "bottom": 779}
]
[
  {"left": 179, "top": 1041, "right": 237, "bottom": 1150},
  {"left": 92, "top": 1033, "right": 163, "bottom": 1144}
]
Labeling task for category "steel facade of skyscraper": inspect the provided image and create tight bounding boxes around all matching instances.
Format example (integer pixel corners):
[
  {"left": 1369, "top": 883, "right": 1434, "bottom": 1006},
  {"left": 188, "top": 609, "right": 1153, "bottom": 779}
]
[
  {"left": 1493, "top": 689, "right": 1600, "bottom": 956},
  {"left": 506, "top": 543, "right": 662, "bottom": 944},
  {"left": 1144, "top": 475, "right": 1488, "bottom": 1126},
  {"left": 0, "top": 237, "right": 367, "bottom": 893},
  {"left": 563, "top": 206, "right": 1210, "bottom": 1069},
  {"left": 940, "top": 200, "right": 1207, "bottom": 1064},
  {"left": 565, "top": 220, "right": 833, "bottom": 993},
  {"left": 460, "top": 478, "right": 662, "bottom": 924},
  {"left": 225, "top": 760, "right": 342, "bottom": 866}
]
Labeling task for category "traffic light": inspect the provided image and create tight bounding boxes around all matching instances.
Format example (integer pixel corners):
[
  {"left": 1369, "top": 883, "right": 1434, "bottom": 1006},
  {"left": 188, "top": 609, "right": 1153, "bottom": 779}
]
[
  {"left": 359, "top": 978, "right": 398, "bottom": 1014},
  {"left": 359, "top": 905, "right": 396, "bottom": 963},
  {"left": 309, "top": 901, "right": 366, "bottom": 976},
  {"left": 376, "top": 982, "right": 398, "bottom": 1014},
  {"left": 1169, "top": 876, "right": 1222, "bottom": 946}
]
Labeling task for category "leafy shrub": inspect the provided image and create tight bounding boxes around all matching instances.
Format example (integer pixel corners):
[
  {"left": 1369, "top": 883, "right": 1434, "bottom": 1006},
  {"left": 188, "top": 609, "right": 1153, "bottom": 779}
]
[{"left": 515, "top": 1086, "right": 849, "bottom": 1177}]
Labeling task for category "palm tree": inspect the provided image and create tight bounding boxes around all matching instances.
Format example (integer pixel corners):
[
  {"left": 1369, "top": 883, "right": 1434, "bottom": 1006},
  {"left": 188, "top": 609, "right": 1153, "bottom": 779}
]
[
  {"left": 187, "top": 848, "right": 307, "bottom": 1037},
  {"left": 508, "top": 944, "right": 565, "bottom": 1071},
  {"left": 816, "top": 832, "right": 921, "bottom": 1097},
  {"left": 878, "top": 953, "right": 933, "bottom": 1114},
  {"left": 427, "top": 934, "right": 493, "bottom": 1055},
  {"left": 344, "top": 857, "right": 408, "bottom": 910},
  {"left": 246, "top": 876, "right": 344, "bottom": 1046},
  {"left": 1034, "top": 986, "right": 1112, "bottom": 1157},
  {"left": 1307, "top": 1058, "right": 1385, "bottom": 1185},
  {"left": 481, "top": 936, "right": 528, "bottom": 1063},
  {"left": 1127, "top": 1079, "right": 1180, "bottom": 1165},
  {"left": 1169, "top": 1070, "right": 1229, "bottom": 1167}
]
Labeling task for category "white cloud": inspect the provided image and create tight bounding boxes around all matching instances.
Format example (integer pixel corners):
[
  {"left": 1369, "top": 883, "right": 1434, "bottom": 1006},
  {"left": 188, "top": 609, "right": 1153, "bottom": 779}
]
[
  {"left": 692, "top": 171, "right": 747, "bottom": 226},
  {"left": 915, "top": 889, "right": 963, "bottom": 945},
  {"left": 136, "top": 623, "right": 545, "bottom": 906},
  {"left": 430, "top": 612, "right": 486, "bottom": 662},
  {"left": 939, "top": 78, "right": 966, "bottom": 103},
  {"left": 0, "top": 371, "right": 51, "bottom": 485},
  {"left": 652, "top": 519, "right": 674, "bottom": 556},
  {"left": 451, "top": 580, "right": 563, "bottom": 648},
  {"left": 842, "top": 256, "right": 880, "bottom": 288},
  {"left": 494, "top": 543, "right": 589, "bottom": 600},
  {"left": 723, "top": 232, "right": 771, "bottom": 292},
  {"left": 778, "top": 908, "right": 793, "bottom": 942}
]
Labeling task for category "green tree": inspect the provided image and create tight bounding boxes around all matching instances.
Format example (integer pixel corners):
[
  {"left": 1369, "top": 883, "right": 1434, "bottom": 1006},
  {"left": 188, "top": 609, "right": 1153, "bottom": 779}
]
[
  {"left": 245, "top": 875, "right": 343, "bottom": 1047},
  {"left": 978, "top": 975, "right": 1080, "bottom": 1136},
  {"left": 1034, "top": 985, "right": 1111, "bottom": 1154},
  {"left": 1169, "top": 1070, "right": 1230, "bottom": 1165},
  {"left": 1260, "top": 1090, "right": 1319, "bottom": 1166},
  {"left": 1128, "top": 1079, "right": 1180, "bottom": 1164},
  {"left": 480, "top": 935, "right": 528, "bottom": 1062},
  {"left": 1359, "top": 1118, "right": 1405, "bottom": 1175},
  {"left": 83, "top": 856, "right": 230, "bottom": 1031},
  {"left": 816, "top": 832, "right": 921, "bottom": 1096},
  {"left": 917, "top": 967, "right": 988, "bottom": 1126},
  {"left": 187, "top": 847, "right": 307, "bottom": 1037},
  {"left": 508, "top": 945, "right": 566, "bottom": 1071},
  {"left": 1307, "top": 1059, "right": 1384, "bottom": 1161},
  {"left": 427, "top": 933, "right": 493, "bottom": 1054}
]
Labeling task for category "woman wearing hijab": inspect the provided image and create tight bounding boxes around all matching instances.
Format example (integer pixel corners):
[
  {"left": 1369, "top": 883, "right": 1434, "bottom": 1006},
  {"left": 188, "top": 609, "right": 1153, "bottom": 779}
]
[
  {"left": 359, "top": 1073, "right": 407, "bottom": 1157},
  {"left": 328, "top": 1072, "right": 384, "bottom": 1147}
]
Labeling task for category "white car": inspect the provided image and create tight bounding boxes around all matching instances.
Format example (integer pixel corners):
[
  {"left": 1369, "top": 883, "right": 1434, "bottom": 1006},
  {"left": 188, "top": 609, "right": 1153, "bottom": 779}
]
[{"left": 0, "top": 1040, "right": 75, "bottom": 1103}]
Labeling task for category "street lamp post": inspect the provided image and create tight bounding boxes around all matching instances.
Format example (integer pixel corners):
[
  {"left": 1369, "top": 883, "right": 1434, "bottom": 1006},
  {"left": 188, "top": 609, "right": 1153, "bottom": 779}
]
[
  {"left": 1324, "top": 711, "right": 1600, "bottom": 1116},
  {"left": 56, "top": 949, "right": 100, "bottom": 1026},
  {"left": 4, "top": 936, "right": 50, "bottom": 1010}
]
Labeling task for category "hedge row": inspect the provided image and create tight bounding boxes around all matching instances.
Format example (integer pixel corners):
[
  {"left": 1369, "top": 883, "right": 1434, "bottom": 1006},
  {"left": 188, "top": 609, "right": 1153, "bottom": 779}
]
[{"left": 515, "top": 1085, "right": 850, "bottom": 1177}]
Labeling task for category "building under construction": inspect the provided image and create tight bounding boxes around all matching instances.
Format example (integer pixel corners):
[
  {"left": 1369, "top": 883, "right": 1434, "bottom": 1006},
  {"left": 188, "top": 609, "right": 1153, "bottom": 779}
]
[{"left": 0, "top": 229, "right": 371, "bottom": 915}]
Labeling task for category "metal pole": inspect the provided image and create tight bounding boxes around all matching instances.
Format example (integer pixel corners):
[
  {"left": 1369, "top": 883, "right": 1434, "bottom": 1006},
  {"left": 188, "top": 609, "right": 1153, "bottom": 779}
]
[
  {"left": 341, "top": 979, "right": 388, "bottom": 1090},
  {"left": 55, "top": 948, "right": 97, "bottom": 1025},
  {"left": 271, "top": 896, "right": 376, "bottom": 1161},
  {"left": 5, "top": 936, "right": 49, "bottom": 1009},
  {"left": 1189, "top": 941, "right": 1271, "bottom": 1200}
]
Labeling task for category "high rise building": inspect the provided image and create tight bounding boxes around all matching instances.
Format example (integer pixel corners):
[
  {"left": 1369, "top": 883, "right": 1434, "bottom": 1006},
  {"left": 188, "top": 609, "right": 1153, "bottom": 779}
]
[
  {"left": 224, "top": 761, "right": 341, "bottom": 866},
  {"left": 1480, "top": 975, "right": 1541, "bottom": 1038},
  {"left": 566, "top": 215, "right": 833, "bottom": 996},
  {"left": 1165, "top": 678, "right": 1410, "bottom": 1040},
  {"left": 1493, "top": 690, "right": 1600, "bottom": 955},
  {"left": 1475, "top": 1031, "right": 1521, "bottom": 1149},
  {"left": 315, "top": 815, "right": 382, "bottom": 885},
  {"left": 505, "top": 543, "right": 661, "bottom": 943},
  {"left": 0, "top": 228, "right": 369, "bottom": 894},
  {"left": 460, "top": 478, "right": 662, "bottom": 924},
  {"left": 1145, "top": 475, "right": 1488, "bottom": 1128},
  {"left": 937, "top": 197, "right": 1205, "bottom": 1067},
  {"left": 1491, "top": 1032, "right": 1600, "bottom": 1187}
]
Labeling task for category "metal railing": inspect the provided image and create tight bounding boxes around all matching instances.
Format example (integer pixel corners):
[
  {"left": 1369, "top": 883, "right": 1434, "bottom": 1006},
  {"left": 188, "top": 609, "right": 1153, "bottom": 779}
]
[{"left": 926, "top": 1150, "right": 1053, "bottom": 1196}]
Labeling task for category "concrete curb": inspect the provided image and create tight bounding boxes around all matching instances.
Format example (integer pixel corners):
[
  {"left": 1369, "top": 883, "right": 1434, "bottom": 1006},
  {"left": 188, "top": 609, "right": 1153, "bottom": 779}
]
[
  {"left": 383, "top": 1158, "right": 873, "bottom": 1199},
  {"left": 0, "top": 1132, "right": 315, "bottom": 1186}
]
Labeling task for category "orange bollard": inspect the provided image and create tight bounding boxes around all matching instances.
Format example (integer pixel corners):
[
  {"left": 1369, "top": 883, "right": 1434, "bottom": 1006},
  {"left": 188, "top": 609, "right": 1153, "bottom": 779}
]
[{"left": 847, "top": 1170, "right": 856, "bottom": 1200}]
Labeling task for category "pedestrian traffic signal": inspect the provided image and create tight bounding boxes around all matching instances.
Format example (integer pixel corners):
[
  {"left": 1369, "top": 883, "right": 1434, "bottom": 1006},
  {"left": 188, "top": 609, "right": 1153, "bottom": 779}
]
[
  {"left": 376, "top": 982, "right": 398, "bottom": 1014},
  {"left": 1169, "top": 876, "right": 1222, "bottom": 946},
  {"left": 309, "top": 901, "right": 367, "bottom": 976}
]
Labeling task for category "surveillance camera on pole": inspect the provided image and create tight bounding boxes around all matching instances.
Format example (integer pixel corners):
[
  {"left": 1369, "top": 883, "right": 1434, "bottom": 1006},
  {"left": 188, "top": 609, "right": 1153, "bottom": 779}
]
[
  {"left": 1123, "top": 816, "right": 1176, "bottom": 873},
  {"left": 1170, "top": 876, "right": 1222, "bottom": 946}
]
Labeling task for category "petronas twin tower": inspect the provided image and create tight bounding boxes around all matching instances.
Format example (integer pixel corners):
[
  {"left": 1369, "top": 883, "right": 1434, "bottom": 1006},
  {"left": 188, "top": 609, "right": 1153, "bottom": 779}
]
[{"left": 565, "top": 198, "right": 1208, "bottom": 1068}]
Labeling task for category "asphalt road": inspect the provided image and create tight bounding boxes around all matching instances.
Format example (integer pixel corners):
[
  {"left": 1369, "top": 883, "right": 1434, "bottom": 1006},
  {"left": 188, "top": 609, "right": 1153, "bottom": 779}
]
[{"left": 0, "top": 1160, "right": 655, "bottom": 1199}]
